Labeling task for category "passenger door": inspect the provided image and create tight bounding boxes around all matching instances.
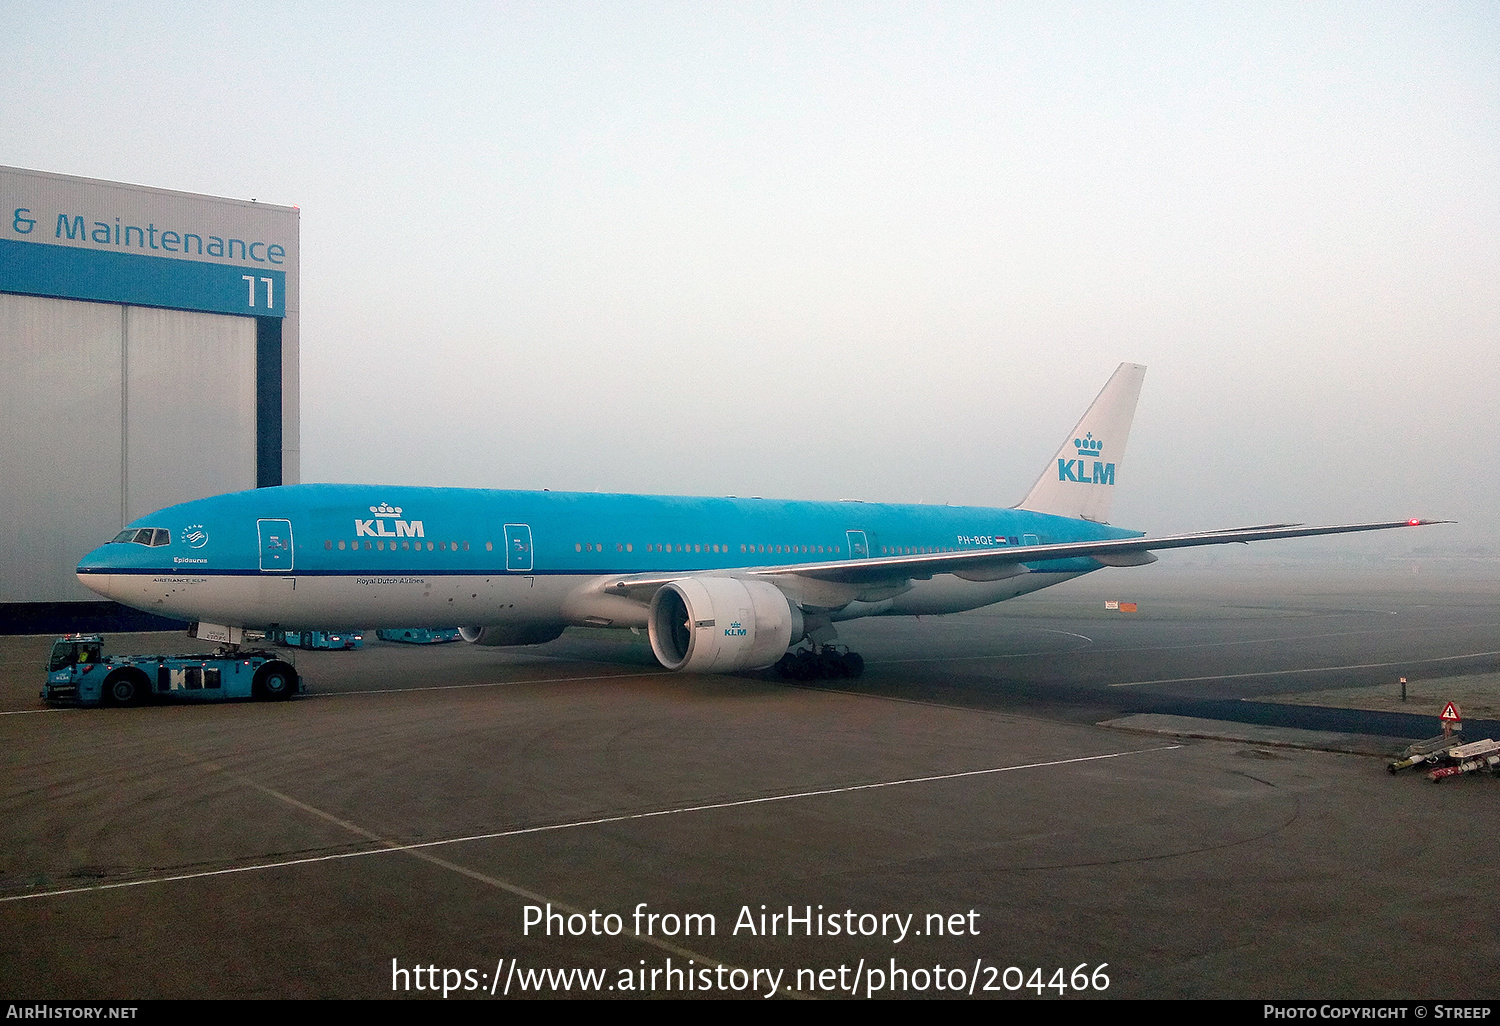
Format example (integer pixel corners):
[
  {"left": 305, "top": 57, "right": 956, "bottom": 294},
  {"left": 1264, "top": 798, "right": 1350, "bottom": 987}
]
[
  {"left": 258, "top": 519, "right": 294, "bottom": 572},
  {"left": 845, "top": 530, "right": 870, "bottom": 559},
  {"left": 503, "top": 524, "right": 533, "bottom": 572}
]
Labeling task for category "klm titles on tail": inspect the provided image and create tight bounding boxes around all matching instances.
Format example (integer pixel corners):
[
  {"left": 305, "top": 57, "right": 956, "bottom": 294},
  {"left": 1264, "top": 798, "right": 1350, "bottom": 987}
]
[{"left": 1057, "top": 432, "right": 1114, "bottom": 485}]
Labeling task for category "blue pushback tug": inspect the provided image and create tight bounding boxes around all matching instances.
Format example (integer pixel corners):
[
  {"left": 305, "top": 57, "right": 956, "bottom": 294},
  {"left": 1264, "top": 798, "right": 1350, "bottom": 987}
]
[
  {"left": 272, "top": 629, "right": 363, "bottom": 651},
  {"left": 42, "top": 635, "right": 303, "bottom": 706},
  {"left": 376, "top": 628, "right": 462, "bottom": 644}
]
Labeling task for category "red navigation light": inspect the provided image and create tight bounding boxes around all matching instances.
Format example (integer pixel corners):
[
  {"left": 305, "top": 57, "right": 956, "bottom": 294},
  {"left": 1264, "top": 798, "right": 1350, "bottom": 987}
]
[{"left": 1408, "top": 519, "right": 1421, "bottom": 526}]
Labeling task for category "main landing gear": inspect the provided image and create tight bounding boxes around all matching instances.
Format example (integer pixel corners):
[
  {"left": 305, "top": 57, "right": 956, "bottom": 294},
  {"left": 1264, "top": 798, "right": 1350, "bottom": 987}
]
[{"left": 774, "top": 645, "right": 865, "bottom": 681}]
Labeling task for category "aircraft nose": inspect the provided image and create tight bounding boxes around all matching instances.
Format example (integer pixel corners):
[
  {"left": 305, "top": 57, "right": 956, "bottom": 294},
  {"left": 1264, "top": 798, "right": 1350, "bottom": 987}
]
[
  {"left": 77, "top": 544, "right": 123, "bottom": 601},
  {"left": 76, "top": 542, "right": 116, "bottom": 574}
]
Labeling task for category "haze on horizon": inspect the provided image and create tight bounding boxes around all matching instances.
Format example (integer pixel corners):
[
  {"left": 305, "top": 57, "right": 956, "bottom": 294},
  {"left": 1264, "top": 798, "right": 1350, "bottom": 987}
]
[{"left": 3, "top": 2, "right": 1495, "bottom": 556}]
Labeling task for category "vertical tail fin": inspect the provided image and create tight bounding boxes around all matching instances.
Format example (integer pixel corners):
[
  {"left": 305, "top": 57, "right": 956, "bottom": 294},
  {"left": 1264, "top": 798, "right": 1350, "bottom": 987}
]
[{"left": 1017, "top": 362, "right": 1145, "bottom": 523}]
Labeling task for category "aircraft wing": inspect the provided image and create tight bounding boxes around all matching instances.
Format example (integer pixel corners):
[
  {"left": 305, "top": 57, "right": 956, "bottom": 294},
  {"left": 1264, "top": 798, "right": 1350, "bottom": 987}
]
[{"left": 601, "top": 519, "right": 1448, "bottom": 601}]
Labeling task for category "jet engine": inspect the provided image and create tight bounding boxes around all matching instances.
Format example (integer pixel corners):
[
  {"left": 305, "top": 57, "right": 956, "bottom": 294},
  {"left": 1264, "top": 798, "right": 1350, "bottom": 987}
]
[
  {"left": 648, "top": 576, "right": 804, "bottom": 673},
  {"left": 459, "top": 623, "right": 567, "bottom": 646}
]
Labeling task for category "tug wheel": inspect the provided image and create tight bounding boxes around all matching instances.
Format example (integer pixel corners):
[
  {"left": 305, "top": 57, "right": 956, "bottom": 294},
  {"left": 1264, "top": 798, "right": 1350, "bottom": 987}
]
[
  {"left": 103, "top": 670, "right": 147, "bottom": 706},
  {"left": 253, "top": 662, "right": 298, "bottom": 700}
]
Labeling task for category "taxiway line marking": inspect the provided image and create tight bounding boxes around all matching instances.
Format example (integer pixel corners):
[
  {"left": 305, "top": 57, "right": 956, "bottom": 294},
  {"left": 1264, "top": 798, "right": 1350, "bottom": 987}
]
[
  {"left": 0, "top": 744, "right": 1179, "bottom": 905},
  {"left": 1108, "top": 649, "right": 1500, "bottom": 687},
  {"left": 192, "top": 759, "right": 787, "bottom": 996},
  {"left": 310, "top": 669, "right": 670, "bottom": 698},
  {"left": 869, "top": 624, "right": 1497, "bottom": 667}
]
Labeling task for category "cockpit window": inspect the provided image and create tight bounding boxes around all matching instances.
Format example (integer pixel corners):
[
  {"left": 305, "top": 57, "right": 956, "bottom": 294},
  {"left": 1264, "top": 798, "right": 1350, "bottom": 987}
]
[{"left": 110, "top": 528, "right": 170, "bottom": 546}]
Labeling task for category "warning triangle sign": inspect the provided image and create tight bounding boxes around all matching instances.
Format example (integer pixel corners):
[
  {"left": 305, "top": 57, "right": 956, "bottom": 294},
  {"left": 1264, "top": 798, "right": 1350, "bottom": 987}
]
[{"left": 1440, "top": 702, "right": 1462, "bottom": 722}]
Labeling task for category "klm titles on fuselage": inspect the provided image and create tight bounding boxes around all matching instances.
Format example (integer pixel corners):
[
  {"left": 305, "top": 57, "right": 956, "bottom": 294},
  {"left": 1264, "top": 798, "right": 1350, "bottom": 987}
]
[{"left": 354, "top": 504, "right": 425, "bottom": 539}]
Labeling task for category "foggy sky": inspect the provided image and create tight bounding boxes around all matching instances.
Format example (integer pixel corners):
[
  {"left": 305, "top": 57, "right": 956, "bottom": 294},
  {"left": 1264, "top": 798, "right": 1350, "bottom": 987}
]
[{"left": 4, "top": 2, "right": 1495, "bottom": 551}]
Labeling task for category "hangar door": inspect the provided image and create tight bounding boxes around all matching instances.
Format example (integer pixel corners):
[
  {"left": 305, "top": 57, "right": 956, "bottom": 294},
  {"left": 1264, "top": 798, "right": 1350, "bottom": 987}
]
[{"left": 0, "top": 293, "right": 257, "bottom": 602}]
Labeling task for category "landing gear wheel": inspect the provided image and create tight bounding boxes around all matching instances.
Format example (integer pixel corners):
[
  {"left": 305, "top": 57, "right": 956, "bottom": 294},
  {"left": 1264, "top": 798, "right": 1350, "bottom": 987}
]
[
  {"left": 775, "top": 648, "right": 864, "bottom": 681},
  {"left": 791, "top": 651, "right": 816, "bottom": 680},
  {"left": 253, "top": 662, "right": 298, "bottom": 701},
  {"left": 817, "top": 651, "right": 846, "bottom": 678}
]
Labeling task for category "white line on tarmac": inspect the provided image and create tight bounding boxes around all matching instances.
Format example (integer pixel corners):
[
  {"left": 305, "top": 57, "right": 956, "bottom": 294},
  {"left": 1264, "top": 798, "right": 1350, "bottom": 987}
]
[
  {"left": 189, "top": 756, "right": 775, "bottom": 994},
  {"left": 0, "top": 744, "right": 1180, "bottom": 904},
  {"left": 869, "top": 623, "right": 1496, "bottom": 668},
  {"left": 1108, "top": 649, "right": 1500, "bottom": 687},
  {"left": 869, "top": 626, "right": 1095, "bottom": 665},
  {"left": 309, "top": 670, "right": 670, "bottom": 698},
  {"left": 1095, "top": 622, "right": 1498, "bottom": 658}
]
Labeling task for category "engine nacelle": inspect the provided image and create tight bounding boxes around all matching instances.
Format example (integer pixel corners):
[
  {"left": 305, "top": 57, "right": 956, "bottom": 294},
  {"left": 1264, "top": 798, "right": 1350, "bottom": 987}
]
[
  {"left": 648, "top": 577, "right": 804, "bottom": 673},
  {"left": 459, "top": 623, "right": 567, "bottom": 647}
]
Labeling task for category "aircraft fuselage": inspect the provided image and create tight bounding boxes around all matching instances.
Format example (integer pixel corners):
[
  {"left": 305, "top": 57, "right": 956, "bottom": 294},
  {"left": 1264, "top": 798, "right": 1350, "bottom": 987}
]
[{"left": 78, "top": 484, "right": 1124, "bottom": 632}]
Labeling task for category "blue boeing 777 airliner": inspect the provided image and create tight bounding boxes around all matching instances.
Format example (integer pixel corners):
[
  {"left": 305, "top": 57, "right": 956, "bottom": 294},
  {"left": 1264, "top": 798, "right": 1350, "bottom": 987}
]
[{"left": 76, "top": 364, "right": 1442, "bottom": 677}]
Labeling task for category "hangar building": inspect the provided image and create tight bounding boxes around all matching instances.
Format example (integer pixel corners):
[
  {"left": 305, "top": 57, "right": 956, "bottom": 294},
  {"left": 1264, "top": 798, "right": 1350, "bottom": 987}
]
[{"left": 0, "top": 166, "right": 299, "bottom": 630}]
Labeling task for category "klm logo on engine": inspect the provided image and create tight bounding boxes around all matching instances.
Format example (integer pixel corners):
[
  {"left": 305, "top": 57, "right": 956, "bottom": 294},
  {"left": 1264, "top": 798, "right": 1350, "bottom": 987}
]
[
  {"left": 1057, "top": 432, "right": 1115, "bottom": 485},
  {"left": 725, "top": 621, "right": 747, "bottom": 637},
  {"left": 355, "top": 502, "right": 425, "bottom": 538}
]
